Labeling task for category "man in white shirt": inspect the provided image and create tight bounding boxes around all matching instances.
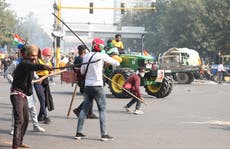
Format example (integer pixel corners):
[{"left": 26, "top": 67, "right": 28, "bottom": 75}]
[
  {"left": 217, "top": 62, "right": 226, "bottom": 83},
  {"left": 75, "top": 38, "right": 120, "bottom": 141}
]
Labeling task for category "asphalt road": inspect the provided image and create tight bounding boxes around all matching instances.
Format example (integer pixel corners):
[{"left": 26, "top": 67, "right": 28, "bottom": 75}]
[{"left": 0, "top": 76, "right": 230, "bottom": 149}]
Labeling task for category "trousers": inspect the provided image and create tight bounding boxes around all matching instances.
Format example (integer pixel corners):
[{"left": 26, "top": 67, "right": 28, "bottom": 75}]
[{"left": 10, "top": 94, "right": 29, "bottom": 148}]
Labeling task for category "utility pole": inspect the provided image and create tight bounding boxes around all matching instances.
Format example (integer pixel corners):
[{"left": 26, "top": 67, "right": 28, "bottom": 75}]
[
  {"left": 52, "top": 0, "right": 155, "bottom": 61},
  {"left": 52, "top": 0, "right": 62, "bottom": 68}
]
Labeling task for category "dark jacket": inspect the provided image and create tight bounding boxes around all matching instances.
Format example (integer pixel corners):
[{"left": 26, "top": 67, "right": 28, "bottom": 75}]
[{"left": 12, "top": 59, "right": 49, "bottom": 96}]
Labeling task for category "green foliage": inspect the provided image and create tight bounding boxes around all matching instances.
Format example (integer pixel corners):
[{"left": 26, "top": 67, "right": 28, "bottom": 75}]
[
  {"left": 15, "top": 13, "right": 52, "bottom": 49},
  {"left": 121, "top": 0, "right": 230, "bottom": 60},
  {"left": 0, "top": 0, "right": 51, "bottom": 53},
  {"left": 0, "top": 0, "right": 17, "bottom": 46}
]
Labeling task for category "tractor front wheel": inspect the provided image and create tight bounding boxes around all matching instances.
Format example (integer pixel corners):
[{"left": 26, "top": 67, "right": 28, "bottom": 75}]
[{"left": 108, "top": 68, "right": 133, "bottom": 98}]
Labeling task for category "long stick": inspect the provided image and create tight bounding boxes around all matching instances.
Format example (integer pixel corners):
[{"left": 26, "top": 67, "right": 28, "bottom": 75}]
[
  {"left": 32, "top": 69, "right": 67, "bottom": 83},
  {"left": 52, "top": 59, "right": 100, "bottom": 70},
  {"left": 52, "top": 13, "right": 90, "bottom": 52},
  {"left": 67, "top": 83, "right": 78, "bottom": 118},
  {"left": 103, "top": 75, "right": 147, "bottom": 105},
  {"left": 52, "top": 13, "right": 146, "bottom": 105}
]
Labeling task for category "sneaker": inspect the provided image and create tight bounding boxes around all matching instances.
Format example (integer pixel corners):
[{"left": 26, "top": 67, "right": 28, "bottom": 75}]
[
  {"left": 9, "top": 128, "right": 14, "bottom": 135},
  {"left": 133, "top": 110, "right": 144, "bottom": 115},
  {"left": 124, "top": 106, "right": 132, "bottom": 113},
  {"left": 38, "top": 116, "right": 44, "bottom": 121},
  {"left": 33, "top": 126, "right": 45, "bottom": 132},
  {"left": 44, "top": 117, "right": 51, "bottom": 124},
  {"left": 74, "top": 132, "right": 86, "bottom": 140},
  {"left": 73, "top": 108, "right": 80, "bottom": 117},
  {"left": 101, "top": 134, "right": 114, "bottom": 141},
  {"left": 87, "top": 113, "right": 98, "bottom": 119},
  {"left": 50, "top": 82, "right": 56, "bottom": 86}
]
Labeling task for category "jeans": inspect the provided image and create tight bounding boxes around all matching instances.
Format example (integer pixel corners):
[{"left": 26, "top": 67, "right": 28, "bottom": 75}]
[
  {"left": 127, "top": 97, "right": 141, "bottom": 110},
  {"left": 34, "top": 83, "right": 48, "bottom": 118},
  {"left": 74, "top": 100, "right": 94, "bottom": 116},
  {"left": 217, "top": 71, "right": 223, "bottom": 84},
  {"left": 77, "top": 86, "right": 107, "bottom": 136}
]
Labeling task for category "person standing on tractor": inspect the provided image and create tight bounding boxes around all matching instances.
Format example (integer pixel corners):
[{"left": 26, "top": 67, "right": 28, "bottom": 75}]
[
  {"left": 123, "top": 67, "right": 146, "bottom": 115},
  {"left": 75, "top": 38, "right": 120, "bottom": 141},
  {"left": 112, "top": 34, "right": 124, "bottom": 54}
]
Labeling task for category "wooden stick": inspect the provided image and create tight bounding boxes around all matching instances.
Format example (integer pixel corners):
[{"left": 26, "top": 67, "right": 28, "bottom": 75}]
[
  {"left": 67, "top": 83, "right": 78, "bottom": 118},
  {"left": 103, "top": 74, "right": 147, "bottom": 105},
  {"left": 32, "top": 69, "right": 67, "bottom": 83}
]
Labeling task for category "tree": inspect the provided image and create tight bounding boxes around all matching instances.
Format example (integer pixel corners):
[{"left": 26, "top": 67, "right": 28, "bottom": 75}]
[
  {"left": 15, "top": 13, "right": 52, "bottom": 49},
  {"left": 120, "top": 0, "right": 230, "bottom": 60},
  {"left": 0, "top": 0, "right": 17, "bottom": 48},
  {"left": 0, "top": 0, "right": 52, "bottom": 54}
]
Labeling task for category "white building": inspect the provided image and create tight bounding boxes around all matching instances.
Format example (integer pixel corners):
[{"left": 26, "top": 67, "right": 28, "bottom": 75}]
[{"left": 56, "top": 0, "right": 154, "bottom": 52}]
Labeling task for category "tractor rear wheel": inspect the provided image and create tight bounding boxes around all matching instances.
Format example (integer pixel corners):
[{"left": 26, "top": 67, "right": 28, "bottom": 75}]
[
  {"left": 175, "top": 72, "right": 194, "bottom": 84},
  {"left": 144, "top": 76, "right": 173, "bottom": 98}
]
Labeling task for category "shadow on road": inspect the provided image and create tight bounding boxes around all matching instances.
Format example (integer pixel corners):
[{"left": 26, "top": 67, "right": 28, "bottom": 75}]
[{"left": 209, "top": 125, "right": 230, "bottom": 131}]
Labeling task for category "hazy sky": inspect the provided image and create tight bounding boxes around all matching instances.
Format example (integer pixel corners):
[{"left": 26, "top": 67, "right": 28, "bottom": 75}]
[
  {"left": 5, "top": 0, "right": 148, "bottom": 35},
  {"left": 6, "top": 0, "right": 53, "bottom": 34}
]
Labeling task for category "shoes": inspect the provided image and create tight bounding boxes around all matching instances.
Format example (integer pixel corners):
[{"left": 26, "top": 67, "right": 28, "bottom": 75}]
[
  {"left": 133, "top": 110, "right": 144, "bottom": 115},
  {"left": 124, "top": 106, "right": 132, "bottom": 113},
  {"left": 87, "top": 113, "right": 98, "bottom": 119},
  {"left": 74, "top": 132, "right": 86, "bottom": 140},
  {"left": 50, "top": 82, "right": 56, "bottom": 85},
  {"left": 73, "top": 108, "right": 80, "bottom": 117},
  {"left": 33, "top": 126, "right": 45, "bottom": 132},
  {"left": 38, "top": 116, "right": 44, "bottom": 121},
  {"left": 101, "top": 134, "right": 114, "bottom": 141},
  {"left": 9, "top": 128, "right": 14, "bottom": 135},
  {"left": 44, "top": 117, "right": 51, "bottom": 124},
  {"left": 20, "top": 143, "right": 31, "bottom": 148}
]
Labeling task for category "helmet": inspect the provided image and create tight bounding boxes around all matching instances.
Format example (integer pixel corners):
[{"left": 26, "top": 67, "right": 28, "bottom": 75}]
[
  {"left": 42, "top": 47, "right": 52, "bottom": 56},
  {"left": 92, "top": 38, "right": 104, "bottom": 52}
]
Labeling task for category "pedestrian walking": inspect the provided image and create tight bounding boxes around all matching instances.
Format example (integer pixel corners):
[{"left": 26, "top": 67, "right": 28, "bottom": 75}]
[
  {"left": 217, "top": 62, "right": 226, "bottom": 84},
  {"left": 123, "top": 67, "right": 146, "bottom": 115}
]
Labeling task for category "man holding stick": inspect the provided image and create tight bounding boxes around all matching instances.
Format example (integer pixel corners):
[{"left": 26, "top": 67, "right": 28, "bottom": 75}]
[
  {"left": 75, "top": 38, "right": 120, "bottom": 141},
  {"left": 123, "top": 67, "right": 146, "bottom": 115},
  {"left": 73, "top": 45, "right": 98, "bottom": 119},
  {"left": 10, "top": 45, "right": 52, "bottom": 149}
]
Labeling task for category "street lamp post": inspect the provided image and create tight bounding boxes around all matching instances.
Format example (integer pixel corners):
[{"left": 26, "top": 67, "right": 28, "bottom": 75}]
[{"left": 53, "top": 0, "right": 62, "bottom": 68}]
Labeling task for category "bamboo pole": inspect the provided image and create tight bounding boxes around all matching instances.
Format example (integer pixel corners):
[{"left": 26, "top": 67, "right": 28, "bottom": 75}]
[
  {"left": 32, "top": 69, "right": 67, "bottom": 84},
  {"left": 67, "top": 83, "right": 78, "bottom": 118},
  {"left": 103, "top": 74, "right": 147, "bottom": 105}
]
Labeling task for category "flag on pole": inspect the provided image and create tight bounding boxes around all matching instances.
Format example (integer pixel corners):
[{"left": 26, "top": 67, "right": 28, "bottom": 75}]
[
  {"left": 12, "top": 33, "right": 25, "bottom": 46},
  {"left": 143, "top": 49, "right": 150, "bottom": 56}
]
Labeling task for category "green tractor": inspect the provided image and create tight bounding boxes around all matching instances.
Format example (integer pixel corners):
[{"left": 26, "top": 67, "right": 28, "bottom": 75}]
[{"left": 104, "top": 53, "right": 173, "bottom": 98}]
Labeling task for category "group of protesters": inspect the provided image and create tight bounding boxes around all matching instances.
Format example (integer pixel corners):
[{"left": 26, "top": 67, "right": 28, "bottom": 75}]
[{"left": 5, "top": 34, "right": 147, "bottom": 149}]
